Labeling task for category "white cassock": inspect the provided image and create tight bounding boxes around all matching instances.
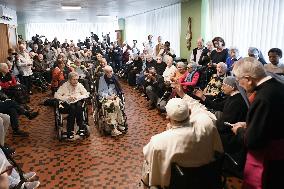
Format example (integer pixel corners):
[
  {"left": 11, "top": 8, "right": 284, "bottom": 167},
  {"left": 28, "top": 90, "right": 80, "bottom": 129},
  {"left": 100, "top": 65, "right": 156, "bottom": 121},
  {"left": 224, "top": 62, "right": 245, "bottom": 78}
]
[{"left": 142, "top": 94, "right": 223, "bottom": 188}]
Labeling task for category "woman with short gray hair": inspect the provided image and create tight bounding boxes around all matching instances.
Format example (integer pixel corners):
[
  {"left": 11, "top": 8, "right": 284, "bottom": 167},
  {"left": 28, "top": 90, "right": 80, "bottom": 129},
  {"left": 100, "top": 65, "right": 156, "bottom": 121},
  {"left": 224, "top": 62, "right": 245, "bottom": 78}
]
[
  {"left": 226, "top": 47, "right": 242, "bottom": 71},
  {"left": 179, "top": 62, "right": 200, "bottom": 93}
]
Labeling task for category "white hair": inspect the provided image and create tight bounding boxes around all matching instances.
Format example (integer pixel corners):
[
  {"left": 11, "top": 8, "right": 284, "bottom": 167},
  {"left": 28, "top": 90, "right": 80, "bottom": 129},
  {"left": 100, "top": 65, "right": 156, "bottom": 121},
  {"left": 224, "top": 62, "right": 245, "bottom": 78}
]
[
  {"left": 232, "top": 57, "right": 266, "bottom": 79},
  {"left": 103, "top": 65, "right": 113, "bottom": 73},
  {"left": 164, "top": 55, "right": 173, "bottom": 63},
  {"left": 176, "top": 62, "right": 186, "bottom": 68},
  {"left": 217, "top": 62, "right": 227, "bottom": 71},
  {"left": 229, "top": 46, "right": 239, "bottom": 53},
  {"left": 68, "top": 72, "right": 79, "bottom": 80},
  {"left": 0, "top": 63, "right": 8, "bottom": 70}
]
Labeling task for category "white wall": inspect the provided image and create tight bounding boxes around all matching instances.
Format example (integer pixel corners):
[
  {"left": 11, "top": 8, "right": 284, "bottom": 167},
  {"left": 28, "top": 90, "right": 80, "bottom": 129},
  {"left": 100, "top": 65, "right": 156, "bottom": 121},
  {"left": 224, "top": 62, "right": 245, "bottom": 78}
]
[{"left": 0, "top": 5, "right": 17, "bottom": 26}]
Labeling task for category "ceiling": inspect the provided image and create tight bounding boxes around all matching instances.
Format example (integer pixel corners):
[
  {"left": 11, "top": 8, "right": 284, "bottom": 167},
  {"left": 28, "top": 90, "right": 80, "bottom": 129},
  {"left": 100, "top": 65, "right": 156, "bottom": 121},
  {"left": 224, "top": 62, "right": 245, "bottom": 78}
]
[{"left": 0, "top": 0, "right": 183, "bottom": 24}]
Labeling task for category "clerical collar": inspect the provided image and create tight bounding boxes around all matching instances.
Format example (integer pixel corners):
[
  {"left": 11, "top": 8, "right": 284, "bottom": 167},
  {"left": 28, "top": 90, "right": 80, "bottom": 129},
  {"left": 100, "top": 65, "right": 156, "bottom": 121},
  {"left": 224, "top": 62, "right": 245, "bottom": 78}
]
[
  {"left": 257, "top": 76, "right": 272, "bottom": 87},
  {"left": 230, "top": 91, "right": 240, "bottom": 96}
]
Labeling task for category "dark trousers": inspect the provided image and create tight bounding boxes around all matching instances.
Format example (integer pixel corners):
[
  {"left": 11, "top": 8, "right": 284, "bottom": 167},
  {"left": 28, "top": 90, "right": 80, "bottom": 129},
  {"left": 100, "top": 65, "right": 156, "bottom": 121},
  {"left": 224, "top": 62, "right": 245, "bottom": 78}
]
[
  {"left": 62, "top": 101, "right": 84, "bottom": 135},
  {"left": 21, "top": 75, "right": 32, "bottom": 92},
  {"left": 0, "top": 100, "right": 24, "bottom": 131}
]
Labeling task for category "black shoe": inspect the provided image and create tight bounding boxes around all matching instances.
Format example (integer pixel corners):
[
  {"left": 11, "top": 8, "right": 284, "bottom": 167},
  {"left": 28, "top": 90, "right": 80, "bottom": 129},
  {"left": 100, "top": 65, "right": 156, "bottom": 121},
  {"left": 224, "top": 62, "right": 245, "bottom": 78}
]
[
  {"left": 77, "top": 130, "right": 85, "bottom": 136},
  {"left": 26, "top": 111, "right": 39, "bottom": 120},
  {"left": 13, "top": 130, "right": 29, "bottom": 137}
]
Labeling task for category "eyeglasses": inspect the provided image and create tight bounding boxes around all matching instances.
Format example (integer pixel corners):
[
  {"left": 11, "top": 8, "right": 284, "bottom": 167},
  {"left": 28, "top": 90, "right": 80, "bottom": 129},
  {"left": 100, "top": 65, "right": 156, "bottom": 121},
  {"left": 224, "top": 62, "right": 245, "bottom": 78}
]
[{"left": 236, "top": 76, "right": 249, "bottom": 82}]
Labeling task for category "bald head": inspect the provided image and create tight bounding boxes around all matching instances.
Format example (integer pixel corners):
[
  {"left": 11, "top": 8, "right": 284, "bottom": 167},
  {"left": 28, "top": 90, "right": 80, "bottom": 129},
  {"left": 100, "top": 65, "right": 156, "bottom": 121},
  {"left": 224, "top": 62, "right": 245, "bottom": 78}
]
[{"left": 104, "top": 65, "right": 113, "bottom": 78}]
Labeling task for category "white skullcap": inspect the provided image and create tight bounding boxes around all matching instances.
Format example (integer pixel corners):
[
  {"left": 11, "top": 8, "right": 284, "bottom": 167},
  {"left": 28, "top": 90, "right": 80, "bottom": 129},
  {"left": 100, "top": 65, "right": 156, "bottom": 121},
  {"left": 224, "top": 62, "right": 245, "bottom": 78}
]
[{"left": 165, "top": 98, "right": 189, "bottom": 121}]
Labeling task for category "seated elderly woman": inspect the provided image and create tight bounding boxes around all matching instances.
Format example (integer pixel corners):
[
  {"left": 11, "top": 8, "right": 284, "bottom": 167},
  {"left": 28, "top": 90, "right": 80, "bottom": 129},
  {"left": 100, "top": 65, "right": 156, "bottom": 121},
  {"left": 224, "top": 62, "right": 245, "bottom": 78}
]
[
  {"left": 170, "top": 62, "right": 187, "bottom": 83},
  {"left": 70, "top": 59, "right": 91, "bottom": 92},
  {"left": 54, "top": 72, "right": 89, "bottom": 139},
  {"left": 98, "top": 66, "right": 126, "bottom": 137},
  {"left": 178, "top": 62, "right": 200, "bottom": 94},
  {"left": 51, "top": 59, "right": 72, "bottom": 94},
  {"left": 94, "top": 57, "right": 107, "bottom": 79},
  {"left": 0, "top": 63, "right": 30, "bottom": 104},
  {"left": 142, "top": 83, "right": 223, "bottom": 188},
  {"left": 203, "top": 62, "right": 228, "bottom": 100}
]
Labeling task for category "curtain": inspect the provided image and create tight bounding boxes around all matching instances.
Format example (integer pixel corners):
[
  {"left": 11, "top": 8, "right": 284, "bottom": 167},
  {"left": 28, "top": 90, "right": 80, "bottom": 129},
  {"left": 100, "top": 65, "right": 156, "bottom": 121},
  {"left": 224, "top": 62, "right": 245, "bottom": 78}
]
[
  {"left": 125, "top": 3, "right": 181, "bottom": 57},
  {"left": 25, "top": 22, "right": 118, "bottom": 43},
  {"left": 207, "top": 0, "right": 284, "bottom": 61}
]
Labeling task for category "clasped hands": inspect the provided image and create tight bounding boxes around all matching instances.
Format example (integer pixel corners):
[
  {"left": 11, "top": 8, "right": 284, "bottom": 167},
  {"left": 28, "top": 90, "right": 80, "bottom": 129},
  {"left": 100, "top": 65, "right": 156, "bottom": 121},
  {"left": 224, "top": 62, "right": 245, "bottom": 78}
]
[{"left": 67, "top": 96, "right": 77, "bottom": 103}]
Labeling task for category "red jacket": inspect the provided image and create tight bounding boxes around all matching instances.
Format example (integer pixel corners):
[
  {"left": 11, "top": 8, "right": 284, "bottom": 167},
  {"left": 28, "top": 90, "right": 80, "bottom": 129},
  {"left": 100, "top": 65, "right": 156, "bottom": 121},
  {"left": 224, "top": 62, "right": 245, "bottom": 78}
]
[{"left": 0, "top": 73, "right": 17, "bottom": 89}]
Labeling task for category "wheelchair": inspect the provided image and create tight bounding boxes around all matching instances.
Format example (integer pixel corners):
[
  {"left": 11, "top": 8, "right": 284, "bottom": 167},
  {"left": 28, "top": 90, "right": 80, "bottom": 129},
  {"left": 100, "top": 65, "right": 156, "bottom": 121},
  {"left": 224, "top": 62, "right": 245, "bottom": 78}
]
[
  {"left": 93, "top": 92, "right": 127, "bottom": 137},
  {"left": 0, "top": 145, "right": 30, "bottom": 189},
  {"left": 169, "top": 152, "right": 243, "bottom": 189},
  {"left": 54, "top": 98, "right": 90, "bottom": 141}
]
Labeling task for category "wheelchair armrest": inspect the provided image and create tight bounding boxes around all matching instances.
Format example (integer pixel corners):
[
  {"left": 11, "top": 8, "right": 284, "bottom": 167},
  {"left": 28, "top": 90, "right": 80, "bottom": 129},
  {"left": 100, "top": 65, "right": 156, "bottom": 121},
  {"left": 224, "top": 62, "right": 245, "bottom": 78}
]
[
  {"left": 174, "top": 163, "right": 184, "bottom": 176},
  {"left": 224, "top": 152, "right": 239, "bottom": 166}
]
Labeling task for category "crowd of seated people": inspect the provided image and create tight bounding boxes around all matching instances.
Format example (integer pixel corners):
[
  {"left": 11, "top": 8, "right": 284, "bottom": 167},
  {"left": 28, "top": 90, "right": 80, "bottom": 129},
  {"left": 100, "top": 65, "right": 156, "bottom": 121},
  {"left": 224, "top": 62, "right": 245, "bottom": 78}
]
[
  {"left": 1, "top": 31, "right": 283, "bottom": 189},
  {"left": 112, "top": 35, "right": 283, "bottom": 188}
]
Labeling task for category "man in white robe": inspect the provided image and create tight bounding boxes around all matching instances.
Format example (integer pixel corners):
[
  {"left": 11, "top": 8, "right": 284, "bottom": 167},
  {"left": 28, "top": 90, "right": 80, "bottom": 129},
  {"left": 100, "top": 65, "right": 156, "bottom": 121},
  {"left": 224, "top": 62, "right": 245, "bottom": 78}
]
[{"left": 142, "top": 84, "right": 223, "bottom": 188}]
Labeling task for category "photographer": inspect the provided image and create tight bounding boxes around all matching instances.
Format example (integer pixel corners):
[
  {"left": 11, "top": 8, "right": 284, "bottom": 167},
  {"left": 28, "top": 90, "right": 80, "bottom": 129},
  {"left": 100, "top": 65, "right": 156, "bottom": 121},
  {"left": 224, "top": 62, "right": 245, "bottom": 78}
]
[
  {"left": 84, "top": 37, "right": 91, "bottom": 49},
  {"left": 51, "top": 37, "right": 60, "bottom": 49},
  {"left": 145, "top": 67, "right": 165, "bottom": 110},
  {"left": 158, "top": 41, "right": 176, "bottom": 59}
]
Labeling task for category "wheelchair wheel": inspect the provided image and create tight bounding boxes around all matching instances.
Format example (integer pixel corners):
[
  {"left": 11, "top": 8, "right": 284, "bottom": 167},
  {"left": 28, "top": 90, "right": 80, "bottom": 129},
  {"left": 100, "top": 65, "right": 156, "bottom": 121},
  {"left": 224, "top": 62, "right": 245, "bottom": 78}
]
[
  {"left": 57, "top": 126, "right": 63, "bottom": 141},
  {"left": 57, "top": 116, "right": 64, "bottom": 141}
]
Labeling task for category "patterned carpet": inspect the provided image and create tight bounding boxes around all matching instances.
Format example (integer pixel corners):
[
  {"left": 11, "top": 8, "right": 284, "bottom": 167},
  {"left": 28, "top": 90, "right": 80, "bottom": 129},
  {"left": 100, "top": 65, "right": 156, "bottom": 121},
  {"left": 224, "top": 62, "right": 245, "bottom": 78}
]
[{"left": 6, "top": 81, "right": 242, "bottom": 189}]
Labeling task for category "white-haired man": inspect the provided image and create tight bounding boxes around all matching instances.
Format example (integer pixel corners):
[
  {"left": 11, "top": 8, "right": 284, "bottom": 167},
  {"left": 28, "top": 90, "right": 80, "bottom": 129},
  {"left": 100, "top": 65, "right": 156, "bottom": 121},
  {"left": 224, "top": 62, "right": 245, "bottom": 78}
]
[
  {"left": 231, "top": 57, "right": 284, "bottom": 189},
  {"left": 54, "top": 72, "right": 89, "bottom": 139},
  {"left": 190, "top": 37, "right": 205, "bottom": 64},
  {"left": 98, "top": 66, "right": 126, "bottom": 136},
  {"left": 142, "top": 84, "right": 223, "bottom": 188}
]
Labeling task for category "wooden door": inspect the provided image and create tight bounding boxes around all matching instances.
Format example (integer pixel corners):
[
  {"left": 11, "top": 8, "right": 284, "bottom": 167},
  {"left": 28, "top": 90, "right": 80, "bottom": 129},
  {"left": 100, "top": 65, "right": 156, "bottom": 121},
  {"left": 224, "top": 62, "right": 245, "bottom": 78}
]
[{"left": 0, "top": 23, "right": 9, "bottom": 62}]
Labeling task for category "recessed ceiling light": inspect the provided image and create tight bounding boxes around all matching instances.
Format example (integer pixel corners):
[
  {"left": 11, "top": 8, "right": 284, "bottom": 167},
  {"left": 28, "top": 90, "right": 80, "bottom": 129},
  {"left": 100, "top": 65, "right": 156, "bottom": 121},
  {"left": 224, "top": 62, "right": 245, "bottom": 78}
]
[
  {"left": 97, "top": 15, "right": 110, "bottom": 17},
  {"left": 66, "top": 18, "right": 77, "bottom": 21},
  {"left": 61, "top": 6, "right": 81, "bottom": 10}
]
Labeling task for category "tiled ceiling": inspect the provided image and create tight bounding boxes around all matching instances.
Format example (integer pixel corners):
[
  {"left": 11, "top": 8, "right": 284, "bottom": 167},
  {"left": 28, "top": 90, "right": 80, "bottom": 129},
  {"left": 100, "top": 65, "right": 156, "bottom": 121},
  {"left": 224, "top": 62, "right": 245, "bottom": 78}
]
[{"left": 0, "top": 0, "right": 183, "bottom": 24}]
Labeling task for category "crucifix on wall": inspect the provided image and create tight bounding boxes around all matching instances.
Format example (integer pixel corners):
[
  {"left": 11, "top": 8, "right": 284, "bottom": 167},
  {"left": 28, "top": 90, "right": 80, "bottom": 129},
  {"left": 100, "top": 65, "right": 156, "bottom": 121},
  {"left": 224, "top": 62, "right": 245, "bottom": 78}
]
[{"left": 186, "top": 17, "right": 192, "bottom": 51}]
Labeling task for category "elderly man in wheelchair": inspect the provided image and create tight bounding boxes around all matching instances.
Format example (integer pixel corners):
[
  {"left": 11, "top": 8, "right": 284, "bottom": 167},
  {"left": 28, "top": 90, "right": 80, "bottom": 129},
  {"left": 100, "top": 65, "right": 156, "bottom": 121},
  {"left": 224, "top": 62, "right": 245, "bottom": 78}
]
[
  {"left": 54, "top": 72, "right": 89, "bottom": 140},
  {"left": 97, "top": 65, "right": 127, "bottom": 137}
]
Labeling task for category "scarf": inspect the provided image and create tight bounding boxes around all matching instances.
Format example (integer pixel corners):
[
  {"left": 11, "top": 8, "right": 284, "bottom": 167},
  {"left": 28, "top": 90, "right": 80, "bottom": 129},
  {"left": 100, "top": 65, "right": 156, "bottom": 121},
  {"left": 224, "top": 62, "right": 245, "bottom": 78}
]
[
  {"left": 104, "top": 75, "right": 122, "bottom": 96},
  {"left": 185, "top": 70, "right": 197, "bottom": 82}
]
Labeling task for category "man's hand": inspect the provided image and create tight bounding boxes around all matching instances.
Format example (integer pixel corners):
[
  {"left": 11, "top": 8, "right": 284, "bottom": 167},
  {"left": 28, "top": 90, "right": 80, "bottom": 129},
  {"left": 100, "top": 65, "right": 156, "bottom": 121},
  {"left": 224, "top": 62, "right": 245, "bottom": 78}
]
[
  {"left": 231, "top": 122, "right": 247, "bottom": 135},
  {"left": 173, "top": 81, "right": 185, "bottom": 98}
]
